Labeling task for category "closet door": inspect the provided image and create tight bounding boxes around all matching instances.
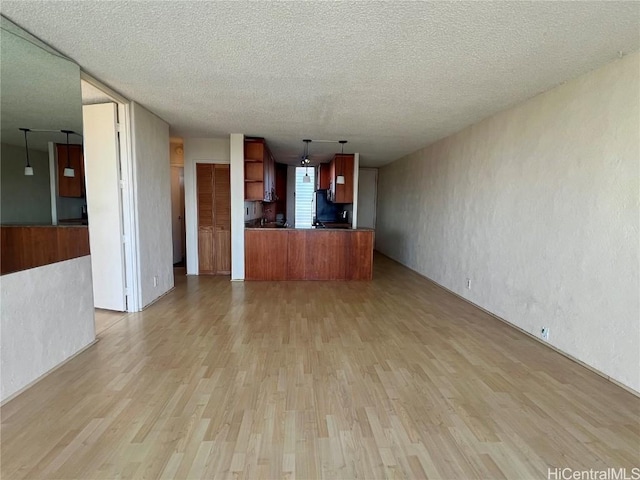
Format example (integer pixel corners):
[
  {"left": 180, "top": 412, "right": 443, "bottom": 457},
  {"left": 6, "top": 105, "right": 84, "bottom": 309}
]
[
  {"left": 197, "top": 163, "right": 231, "bottom": 275},
  {"left": 197, "top": 164, "right": 215, "bottom": 274},
  {"left": 214, "top": 165, "right": 231, "bottom": 274}
]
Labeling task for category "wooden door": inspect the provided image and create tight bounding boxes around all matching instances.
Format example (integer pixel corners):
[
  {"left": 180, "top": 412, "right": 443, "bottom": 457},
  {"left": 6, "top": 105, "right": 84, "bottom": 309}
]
[
  {"left": 213, "top": 164, "right": 231, "bottom": 274},
  {"left": 197, "top": 164, "right": 215, "bottom": 274},
  {"left": 56, "top": 144, "right": 84, "bottom": 198},
  {"left": 83, "top": 103, "right": 127, "bottom": 311},
  {"left": 197, "top": 163, "right": 231, "bottom": 275}
]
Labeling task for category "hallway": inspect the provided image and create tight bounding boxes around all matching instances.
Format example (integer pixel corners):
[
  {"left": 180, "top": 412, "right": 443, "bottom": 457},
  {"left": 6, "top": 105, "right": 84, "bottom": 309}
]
[{"left": 1, "top": 256, "right": 637, "bottom": 479}]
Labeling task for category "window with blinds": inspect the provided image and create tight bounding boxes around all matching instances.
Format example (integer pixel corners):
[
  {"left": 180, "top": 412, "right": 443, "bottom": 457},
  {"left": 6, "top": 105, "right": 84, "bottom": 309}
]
[{"left": 294, "top": 167, "right": 315, "bottom": 228}]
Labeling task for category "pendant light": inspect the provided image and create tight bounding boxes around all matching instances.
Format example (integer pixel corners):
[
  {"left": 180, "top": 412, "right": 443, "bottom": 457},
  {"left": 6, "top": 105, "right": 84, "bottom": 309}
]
[
  {"left": 336, "top": 140, "right": 347, "bottom": 185},
  {"left": 20, "top": 128, "right": 33, "bottom": 176},
  {"left": 61, "top": 130, "right": 75, "bottom": 177},
  {"left": 302, "top": 139, "right": 311, "bottom": 183}
]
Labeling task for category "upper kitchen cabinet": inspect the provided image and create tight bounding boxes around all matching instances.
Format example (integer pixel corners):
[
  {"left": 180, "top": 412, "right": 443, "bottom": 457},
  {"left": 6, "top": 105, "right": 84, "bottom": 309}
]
[
  {"left": 317, "top": 163, "right": 331, "bottom": 190},
  {"left": 328, "top": 154, "right": 354, "bottom": 203},
  {"left": 244, "top": 137, "right": 276, "bottom": 202},
  {"left": 56, "top": 144, "right": 85, "bottom": 198}
]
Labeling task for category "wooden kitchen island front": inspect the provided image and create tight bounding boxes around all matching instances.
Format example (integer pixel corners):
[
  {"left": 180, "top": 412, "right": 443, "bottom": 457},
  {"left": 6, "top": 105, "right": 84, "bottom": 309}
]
[{"left": 245, "top": 228, "right": 374, "bottom": 280}]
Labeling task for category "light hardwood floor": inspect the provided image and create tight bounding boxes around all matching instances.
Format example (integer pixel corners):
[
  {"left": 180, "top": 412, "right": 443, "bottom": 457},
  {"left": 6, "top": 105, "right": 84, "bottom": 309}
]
[
  {"left": 1, "top": 255, "right": 638, "bottom": 479},
  {"left": 94, "top": 309, "right": 130, "bottom": 336}
]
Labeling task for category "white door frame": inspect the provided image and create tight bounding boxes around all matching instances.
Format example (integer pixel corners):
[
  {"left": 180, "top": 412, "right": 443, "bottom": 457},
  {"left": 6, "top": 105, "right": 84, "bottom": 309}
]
[{"left": 81, "top": 72, "right": 141, "bottom": 312}]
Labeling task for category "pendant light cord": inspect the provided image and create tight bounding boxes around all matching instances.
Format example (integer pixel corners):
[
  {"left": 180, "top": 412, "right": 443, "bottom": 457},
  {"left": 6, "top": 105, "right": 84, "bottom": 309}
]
[
  {"left": 21, "top": 128, "right": 31, "bottom": 167},
  {"left": 65, "top": 131, "right": 71, "bottom": 168}
]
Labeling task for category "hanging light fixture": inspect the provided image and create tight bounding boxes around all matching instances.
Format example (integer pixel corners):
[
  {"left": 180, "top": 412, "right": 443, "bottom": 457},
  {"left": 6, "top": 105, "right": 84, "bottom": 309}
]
[
  {"left": 61, "top": 129, "right": 75, "bottom": 177},
  {"left": 19, "top": 128, "right": 33, "bottom": 176},
  {"left": 302, "top": 139, "right": 311, "bottom": 183},
  {"left": 336, "top": 140, "right": 347, "bottom": 185}
]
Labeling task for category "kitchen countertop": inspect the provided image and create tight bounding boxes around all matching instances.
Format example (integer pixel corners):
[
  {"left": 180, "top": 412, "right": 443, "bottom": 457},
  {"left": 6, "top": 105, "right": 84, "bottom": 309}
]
[{"left": 245, "top": 226, "right": 373, "bottom": 231}]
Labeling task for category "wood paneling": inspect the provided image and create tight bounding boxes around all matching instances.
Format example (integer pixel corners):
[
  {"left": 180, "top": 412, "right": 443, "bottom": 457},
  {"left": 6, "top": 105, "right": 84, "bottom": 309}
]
[
  {"left": 347, "top": 230, "right": 374, "bottom": 280},
  {"left": 197, "top": 164, "right": 231, "bottom": 275},
  {"left": 317, "top": 163, "right": 331, "bottom": 190},
  {"left": 286, "top": 230, "right": 307, "bottom": 280},
  {"left": 246, "top": 229, "right": 373, "bottom": 281},
  {"left": 306, "top": 231, "right": 347, "bottom": 280},
  {"left": 330, "top": 154, "right": 354, "bottom": 204},
  {"left": 56, "top": 144, "right": 84, "bottom": 198},
  {"left": 245, "top": 230, "right": 288, "bottom": 280},
  {"left": 1, "top": 226, "right": 90, "bottom": 275}
]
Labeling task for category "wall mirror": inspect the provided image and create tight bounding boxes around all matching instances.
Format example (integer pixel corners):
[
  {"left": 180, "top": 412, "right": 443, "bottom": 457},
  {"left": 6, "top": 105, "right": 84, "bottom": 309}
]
[{"left": 0, "top": 16, "right": 85, "bottom": 225}]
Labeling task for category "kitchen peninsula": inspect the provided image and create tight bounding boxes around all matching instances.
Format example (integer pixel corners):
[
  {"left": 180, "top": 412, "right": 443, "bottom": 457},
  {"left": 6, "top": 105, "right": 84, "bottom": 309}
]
[{"left": 245, "top": 227, "right": 374, "bottom": 280}]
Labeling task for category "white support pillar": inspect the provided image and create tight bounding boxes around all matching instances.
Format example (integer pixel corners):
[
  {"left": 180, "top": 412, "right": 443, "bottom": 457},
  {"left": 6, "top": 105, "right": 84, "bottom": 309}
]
[
  {"left": 230, "top": 133, "right": 245, "bottom": 280},
  {"left": 352, "top": 152, "right": 360, "bottom": 228}
]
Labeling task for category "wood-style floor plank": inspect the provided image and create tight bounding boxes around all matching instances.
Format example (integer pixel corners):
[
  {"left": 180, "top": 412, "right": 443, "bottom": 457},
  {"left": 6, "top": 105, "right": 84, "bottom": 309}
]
[{"left": 1, "top": 254, "right": 638, "bottom": 479}]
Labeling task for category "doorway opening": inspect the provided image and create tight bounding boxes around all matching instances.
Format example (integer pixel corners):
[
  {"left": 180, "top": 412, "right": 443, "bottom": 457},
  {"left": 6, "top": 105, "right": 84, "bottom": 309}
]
[
  {"left": 170, "top": 139, "right": 186, "bottom": 274},
  {"left": 294, "top": 166, "right": 315, "bottom": 228},
  {"left": 80, "top": 74, "right": 139, "bottom": 335}
]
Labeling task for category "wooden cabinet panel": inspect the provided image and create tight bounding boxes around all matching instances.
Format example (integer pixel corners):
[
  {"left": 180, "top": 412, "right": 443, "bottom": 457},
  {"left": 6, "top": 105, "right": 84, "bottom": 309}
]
[
  {"left": 245, "top": 230, "right": 288, "bottom": 280},
  {"left": 245, "top": 141, "right": 264, "bottom": 161},
  {"left": 329, "top": 154, "right": 354, "bottom": 204},
  {"left": 245, "top": 229, "right": 373, "bottom": 281},
  {"left": 347, "top": 231, "right": 374, "bottom": 280},
  {"left": 287, "top": 230, "right": 307, "bottom": 280},
  {"left": 1, "top": 226, "right": 90, "bottom": 275},
  {"left": 57, "top": 144, "right": 84, "bottom": 198},
  {"left": 305, "top": 231, "right": 347, "bottom": 280},
  {"left": 317, "top": 164, "right": 331, "bottom": 190}
]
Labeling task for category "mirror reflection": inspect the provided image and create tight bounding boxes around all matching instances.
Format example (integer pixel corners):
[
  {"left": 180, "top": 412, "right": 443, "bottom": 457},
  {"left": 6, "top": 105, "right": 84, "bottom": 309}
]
[{"left": 0, "top": 16, "right": 85, "bottom": 225}]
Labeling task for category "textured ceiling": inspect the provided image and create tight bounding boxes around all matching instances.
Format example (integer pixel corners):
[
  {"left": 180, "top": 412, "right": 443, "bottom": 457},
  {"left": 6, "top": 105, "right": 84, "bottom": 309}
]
[
  {"left": 1, "top": 1, "right": 638, "bottom": 166},
  {"left": 81, "top": 80, "right": 115, "bottom": 106}
]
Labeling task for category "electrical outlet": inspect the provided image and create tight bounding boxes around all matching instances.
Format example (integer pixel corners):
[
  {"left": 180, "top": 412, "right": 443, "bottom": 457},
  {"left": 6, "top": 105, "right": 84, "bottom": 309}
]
[
  {"left": 541, "top": 327, "right": 549, "bottom": 341},
  {"left": 153, "top": 276, "right": 158, "bottom": 287},
  {"left": 466, "top": 278, "right": 471, "bottom": 289}
]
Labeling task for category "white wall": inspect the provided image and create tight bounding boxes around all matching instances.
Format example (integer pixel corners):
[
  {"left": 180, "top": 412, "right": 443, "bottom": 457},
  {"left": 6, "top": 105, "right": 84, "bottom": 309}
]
[
  {"left": 183, "top": 137, "right": 230, "bottom": 275},
  {"left": 286, "top": 165, "right": 296, "bottom": 226},
  {"left": 1, "top": 256, "right": 95, "bottom": 402},
  {"left": 351, "top": 153, "right": 360, "bottom": 228},
  {"left": 130, "top": 102, "right": 174, "bottom": 308},
  {"left": 357, "top": 167, "right": 378, "bottom": 229},
  {"left": 0, "top": 143, "right": 51, "bottom": 224},
  {"left": 376, "top": 53, "right": 640, "bottom": 393}
]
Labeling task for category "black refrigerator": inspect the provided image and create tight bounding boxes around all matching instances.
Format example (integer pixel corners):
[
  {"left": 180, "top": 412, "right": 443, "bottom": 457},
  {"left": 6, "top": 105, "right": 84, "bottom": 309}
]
[{"left": 314, "top": 189, "right": 342, "bottom": 223}]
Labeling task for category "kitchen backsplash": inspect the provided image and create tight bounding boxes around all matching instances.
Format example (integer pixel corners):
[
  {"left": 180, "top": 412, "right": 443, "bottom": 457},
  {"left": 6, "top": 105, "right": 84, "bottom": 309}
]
[{"left": 244, "top": 201, "right": 263, "bottom": 222}]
